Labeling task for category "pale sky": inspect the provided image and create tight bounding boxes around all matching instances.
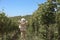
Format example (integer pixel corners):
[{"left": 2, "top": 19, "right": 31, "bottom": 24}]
[{"left": 0, "top": 0, "right": 47, "bottom": 17}]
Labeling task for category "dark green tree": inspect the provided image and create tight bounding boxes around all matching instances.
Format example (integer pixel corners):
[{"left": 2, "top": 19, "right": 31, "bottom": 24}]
[{"left": 40, "top": 1, "right": 56, "bottom": 40}]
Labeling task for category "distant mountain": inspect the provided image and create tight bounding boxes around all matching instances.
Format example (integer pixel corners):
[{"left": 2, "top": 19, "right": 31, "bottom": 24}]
[{"left": 9, "top": 15, "right": 32, "bottom": 22}]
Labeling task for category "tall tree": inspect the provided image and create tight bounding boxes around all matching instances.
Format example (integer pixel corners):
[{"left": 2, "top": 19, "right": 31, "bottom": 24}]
[
  {"left": 56, "top": 0, "right": 60, "bottom": 40},
  {"left": 0, "top": 12, "right": 8, "bottom": 40},
  {"left": 56, "top": 12, "right": 60, "bottom": 40},
  {"left": 40, "top": 1, "right": 56, "bottom": 40},
  {"left": 32, "top": 10, "right": 41, "bottom": 36}
]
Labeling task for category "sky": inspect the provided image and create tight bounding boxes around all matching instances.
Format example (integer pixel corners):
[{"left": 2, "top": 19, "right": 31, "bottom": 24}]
[{"left": 0, "top": 0, "right": 47, "bottom": 17}]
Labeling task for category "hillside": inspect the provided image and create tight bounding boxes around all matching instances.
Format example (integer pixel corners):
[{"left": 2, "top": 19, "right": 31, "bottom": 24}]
[{"left": 10, "top": 15, "right": 32, "bottom": 22}]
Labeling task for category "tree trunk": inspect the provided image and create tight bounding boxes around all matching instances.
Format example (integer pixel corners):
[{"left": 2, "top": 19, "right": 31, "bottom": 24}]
[
  {"left": 46, "top": 24, "right": 54, "bottom": 40},
  {"left": 1, "top": 33, "right": 4, "bottom": 40},
  {"left": 58, "top": 26, "right": 60, "bottom": 40},
  {"left": 45, "top": 24, "right": 49, "bottom": 40}
]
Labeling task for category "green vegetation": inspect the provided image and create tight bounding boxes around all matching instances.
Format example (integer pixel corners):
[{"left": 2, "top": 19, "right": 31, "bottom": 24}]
[{"left": 0, "top": 0, "right": 60, "bottom": 40}]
